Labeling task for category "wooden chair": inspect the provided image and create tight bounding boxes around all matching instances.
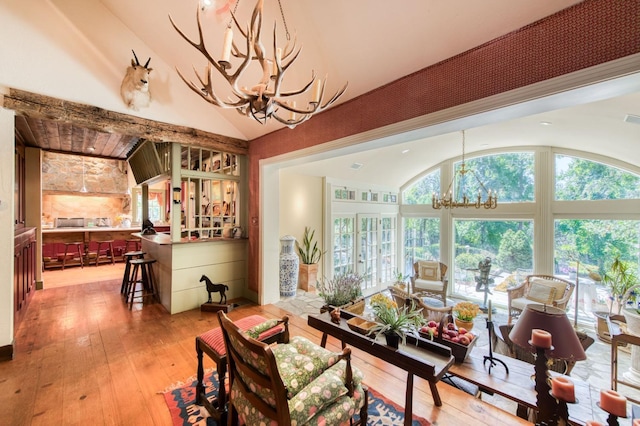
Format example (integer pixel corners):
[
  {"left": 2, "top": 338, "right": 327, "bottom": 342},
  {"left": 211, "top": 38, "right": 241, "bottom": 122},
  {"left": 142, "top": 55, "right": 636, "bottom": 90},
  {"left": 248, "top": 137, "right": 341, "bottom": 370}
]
[
  {"left": 195, "top": 314, "right": 289, "bottom": 423},
  {"left": 218, "top": 311, "right": 368, "bottom": 426},
  {"left": 388, "top": 286, "right": 452, "bottom": 323},
  {"left": 410, "top": 260, "right": 449, "bottom": 306},
  {"left": 506, "top": 274, "right": 575, "bottom": 324}
]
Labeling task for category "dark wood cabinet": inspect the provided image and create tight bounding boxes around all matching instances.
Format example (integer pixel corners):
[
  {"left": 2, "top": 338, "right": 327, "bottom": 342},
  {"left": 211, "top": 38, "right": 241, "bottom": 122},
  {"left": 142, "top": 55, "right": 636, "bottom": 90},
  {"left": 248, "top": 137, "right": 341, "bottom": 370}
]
[{"left": 14, "top": 228, "right": 36, "bottom": 329}]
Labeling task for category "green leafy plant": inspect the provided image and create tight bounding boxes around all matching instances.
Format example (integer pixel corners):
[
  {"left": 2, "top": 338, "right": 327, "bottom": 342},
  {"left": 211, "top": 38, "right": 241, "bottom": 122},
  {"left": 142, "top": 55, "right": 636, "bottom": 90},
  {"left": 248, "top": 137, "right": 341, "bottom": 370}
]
[
  {"left": 603, "top": 255, "right": 639, "bottom": 315},
  {"left": 393, "top": 269, "right": 408, "bottom": 286},
  {"left": 296, "top": 227, "right": 324, "bottom": 264},
  {"left": 317, "top": 272, "right": 363, "bottom": 307},
  {"left": 369, "top": 301, "right": 423, "bottom": 345}
]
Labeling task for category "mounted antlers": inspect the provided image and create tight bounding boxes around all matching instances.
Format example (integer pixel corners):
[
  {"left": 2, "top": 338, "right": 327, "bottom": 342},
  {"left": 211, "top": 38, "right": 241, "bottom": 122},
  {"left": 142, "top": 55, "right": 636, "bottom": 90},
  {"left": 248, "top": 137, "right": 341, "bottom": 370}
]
[
  {"left": 120, "top": 50, "right": 153, "bottom": 111},
  {"left": 169, "top": 0, "right": 347, "bottom": 127}
]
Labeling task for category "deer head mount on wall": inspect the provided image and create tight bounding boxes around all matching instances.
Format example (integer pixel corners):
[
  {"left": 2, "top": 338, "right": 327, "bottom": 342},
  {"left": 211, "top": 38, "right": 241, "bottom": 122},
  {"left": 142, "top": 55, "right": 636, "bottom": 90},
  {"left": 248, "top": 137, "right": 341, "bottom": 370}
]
[{"left": 120, "top": 50, "right": 152, "bottom": 111}]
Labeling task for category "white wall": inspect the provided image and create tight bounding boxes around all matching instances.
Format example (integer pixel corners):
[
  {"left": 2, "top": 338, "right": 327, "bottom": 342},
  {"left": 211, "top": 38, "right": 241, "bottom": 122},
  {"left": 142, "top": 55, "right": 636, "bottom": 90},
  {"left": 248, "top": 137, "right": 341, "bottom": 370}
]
[
  {"left": 279, "top": 170, "right": 325, "bottom": 283},
  {"left": 0, "top": 108, "right": 15, "bottom": 349}
]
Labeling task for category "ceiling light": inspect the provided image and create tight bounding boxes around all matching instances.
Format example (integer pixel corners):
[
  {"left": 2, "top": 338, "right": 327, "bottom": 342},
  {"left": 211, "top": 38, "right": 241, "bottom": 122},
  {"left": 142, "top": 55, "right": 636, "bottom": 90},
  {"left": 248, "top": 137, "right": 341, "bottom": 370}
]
[
  {"left": 432, "top": 130, "right": 497, "bottom": 210},
  {"left": 624, "top": 114, "right": 640, "bottom": 125},
  {"left": 402, "top": 149, "right": 410, "bottom": 154},
  {"left": 171, "top": 0, "right": 347, "bottom": 128},
  {"left": 350, "top": 163, "right": 363, "bottom": 170},
  {"left": 80, "top": 157, "right": 88, "bottom": 193},
  {"left": 539, "top": 121, "right": 553, "bottom": 126},
  {"left": 200, "top": 0, "right": 213, "bottom": 10}
]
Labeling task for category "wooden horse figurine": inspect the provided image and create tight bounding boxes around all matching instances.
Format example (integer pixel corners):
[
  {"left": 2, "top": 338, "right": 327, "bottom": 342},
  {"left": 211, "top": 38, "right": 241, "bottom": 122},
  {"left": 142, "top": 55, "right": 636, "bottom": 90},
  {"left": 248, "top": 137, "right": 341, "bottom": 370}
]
[{"left": 200, "top": 275, "right": 229, "bottom": 304}]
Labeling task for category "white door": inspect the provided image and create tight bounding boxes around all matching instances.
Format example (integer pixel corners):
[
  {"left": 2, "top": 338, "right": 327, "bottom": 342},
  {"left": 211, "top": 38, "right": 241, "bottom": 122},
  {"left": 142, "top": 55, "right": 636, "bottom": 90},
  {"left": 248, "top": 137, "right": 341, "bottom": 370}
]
[{"left": 357, "top": 214, "right": 379, "bottom": 294}]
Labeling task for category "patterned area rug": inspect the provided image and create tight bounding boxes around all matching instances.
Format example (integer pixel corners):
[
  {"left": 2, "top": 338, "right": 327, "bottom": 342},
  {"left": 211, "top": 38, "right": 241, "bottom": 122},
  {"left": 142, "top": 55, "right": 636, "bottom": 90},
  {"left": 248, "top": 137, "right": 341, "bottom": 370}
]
[{"left": 163, "top": 371, "right": 431, "bottom": 425}]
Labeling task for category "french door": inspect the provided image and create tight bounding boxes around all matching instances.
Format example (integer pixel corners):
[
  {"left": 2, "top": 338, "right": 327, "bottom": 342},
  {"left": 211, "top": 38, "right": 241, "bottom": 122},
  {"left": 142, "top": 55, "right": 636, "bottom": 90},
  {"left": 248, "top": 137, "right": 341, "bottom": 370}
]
[
  {"left": 332, "top": 214, "right": 398, "bottom": 295},
  {"left": 357, "top": 214, "right": 379, "bottom": 293}
]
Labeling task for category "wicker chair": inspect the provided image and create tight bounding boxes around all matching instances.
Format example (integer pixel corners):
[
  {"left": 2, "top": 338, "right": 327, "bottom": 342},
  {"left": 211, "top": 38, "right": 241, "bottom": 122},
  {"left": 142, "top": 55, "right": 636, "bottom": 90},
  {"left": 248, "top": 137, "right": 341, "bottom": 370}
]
[
  {"left": 388, "top": 286, "right": 452, "bottom": 323},
  {"left": 506, "top": 274, "right": 575, "bottom": 324},
  {"left": 410, "top": 261, "right": 449, "bottom": 306}
]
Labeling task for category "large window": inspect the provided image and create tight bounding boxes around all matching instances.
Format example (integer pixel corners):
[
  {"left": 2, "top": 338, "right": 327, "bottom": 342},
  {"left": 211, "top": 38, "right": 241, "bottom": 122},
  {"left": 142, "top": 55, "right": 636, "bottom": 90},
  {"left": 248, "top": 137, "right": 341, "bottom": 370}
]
[
  {"left": 453, "top": 219, "right": 533, "bottom": 302},
  {"left": 403, "top": 170, "right": 440, "bottom": 205},
  {"left": 555, "top": 219, "right": 640, "bottom": 315},
  {"left": 403, "top": 218, "right": 440, "bottom": 276},
  {"left": 454, "top": 152, "right": 535, "bottom": 203},
  {"left": 555, "top": 154, "right": 640, "bottom": 200}
]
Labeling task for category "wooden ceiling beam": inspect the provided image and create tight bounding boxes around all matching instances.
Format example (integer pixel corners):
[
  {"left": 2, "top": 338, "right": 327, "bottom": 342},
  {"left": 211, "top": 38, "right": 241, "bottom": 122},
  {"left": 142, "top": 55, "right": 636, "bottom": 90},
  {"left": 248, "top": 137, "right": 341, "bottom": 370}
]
[{"left": 3, "top": 88, "right": 248, "bottom": 156}]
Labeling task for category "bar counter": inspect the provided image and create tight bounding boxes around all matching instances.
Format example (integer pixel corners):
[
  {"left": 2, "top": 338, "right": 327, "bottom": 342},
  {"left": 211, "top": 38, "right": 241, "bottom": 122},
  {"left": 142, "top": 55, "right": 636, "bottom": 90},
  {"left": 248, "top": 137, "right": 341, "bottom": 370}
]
[
  {"left": 134, "top": 232, "right": 249, "bottom": 314},
  {"left": 42, "top": 226, "right": 141, "bottom": 244}
]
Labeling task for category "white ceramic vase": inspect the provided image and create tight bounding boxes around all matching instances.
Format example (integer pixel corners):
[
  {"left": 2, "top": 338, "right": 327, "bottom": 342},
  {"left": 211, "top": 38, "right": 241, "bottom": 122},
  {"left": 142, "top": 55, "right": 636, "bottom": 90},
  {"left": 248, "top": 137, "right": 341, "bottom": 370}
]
[{"left": 279, "top": 235, "right": 299, "bottom": 297}]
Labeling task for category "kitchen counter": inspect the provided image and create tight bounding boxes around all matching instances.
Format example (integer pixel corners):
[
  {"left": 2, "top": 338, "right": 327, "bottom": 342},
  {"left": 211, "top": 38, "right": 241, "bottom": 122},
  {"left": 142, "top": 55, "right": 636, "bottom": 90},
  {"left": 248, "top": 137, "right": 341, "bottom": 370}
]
[
  {"left": 42, "top": 227, "right": 142, "bottom": 246},
  {"left": 42, "top": 226, "right": 141, "bottom": 233},
  {"left": 135, "top": 232, "right": 249, "bottom": 314}
]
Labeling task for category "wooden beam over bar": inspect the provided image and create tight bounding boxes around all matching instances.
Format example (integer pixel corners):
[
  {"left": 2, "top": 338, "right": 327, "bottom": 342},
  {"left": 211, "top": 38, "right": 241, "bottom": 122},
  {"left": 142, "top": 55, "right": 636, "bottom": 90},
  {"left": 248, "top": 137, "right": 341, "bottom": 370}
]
[{"left": 3, "top": 88, "right": 248, "bottom": 155}]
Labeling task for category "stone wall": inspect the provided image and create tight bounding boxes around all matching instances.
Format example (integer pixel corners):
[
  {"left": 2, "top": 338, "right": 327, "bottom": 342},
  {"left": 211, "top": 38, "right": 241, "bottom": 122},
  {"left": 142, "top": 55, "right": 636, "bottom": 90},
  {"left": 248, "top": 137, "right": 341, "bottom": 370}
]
[
  {"left": 41, "top": 152, "right": 130, "bottom": 226},
  {"left": 42, "top": 152, "right": 127, "bottom": 194}
]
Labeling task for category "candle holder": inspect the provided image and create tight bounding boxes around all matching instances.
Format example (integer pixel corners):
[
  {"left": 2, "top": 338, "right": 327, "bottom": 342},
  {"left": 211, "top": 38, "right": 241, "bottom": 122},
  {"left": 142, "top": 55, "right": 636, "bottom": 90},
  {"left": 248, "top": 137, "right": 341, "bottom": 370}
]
[
  {"left": 532, "top": 344, "right": 559, "bottom": 425},
  {"left": 549, "top": 390, "right": 577, "bottom": 425},
  {"left": 508, "top": 305, "right": 587, "bottom": 426},
  {"left": 483, "top": 318, "right": 509, "bottom": 374},
  {"left": 596, "top": 402, "right": 627, "bottom": 426}
]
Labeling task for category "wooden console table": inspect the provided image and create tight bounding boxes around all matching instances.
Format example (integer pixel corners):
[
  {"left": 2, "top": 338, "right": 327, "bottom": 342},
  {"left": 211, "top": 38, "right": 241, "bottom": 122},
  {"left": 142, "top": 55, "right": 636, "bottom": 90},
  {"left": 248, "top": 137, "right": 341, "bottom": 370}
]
[
  {"left": 307, "top": 312, "right": 454, "bottom": 426},
  {"left": 447, "top": 347, "right": 593, "bottom": 425}
]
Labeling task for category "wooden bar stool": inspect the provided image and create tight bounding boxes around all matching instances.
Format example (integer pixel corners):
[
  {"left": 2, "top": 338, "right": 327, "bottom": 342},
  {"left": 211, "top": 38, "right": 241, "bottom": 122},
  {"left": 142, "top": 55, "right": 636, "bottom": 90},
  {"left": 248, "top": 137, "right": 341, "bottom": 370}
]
[
  {"left": 126, "top": 258, "right": 157, "bottom": 307},
  {"left": 195, "top": 315, "right": 289, "bottom": 423},
  {"left": 125, "top": 239, "right": 141, "bottom": 252},
  {"left": 94, "top": 240, "right": 115, "bottom": 266},
  {"left": 120, "top": 251, "right": 145, "bottom": 295},
  {"left": 62, "top": 242, "right": 84, "bottom": 269}
]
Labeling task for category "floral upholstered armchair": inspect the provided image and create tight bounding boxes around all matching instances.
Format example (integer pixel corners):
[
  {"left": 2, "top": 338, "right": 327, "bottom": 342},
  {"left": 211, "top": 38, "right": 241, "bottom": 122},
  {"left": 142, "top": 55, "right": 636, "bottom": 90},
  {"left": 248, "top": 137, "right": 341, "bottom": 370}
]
[{"left": 218, "top": 311, "right": 368, "bottom": 426}]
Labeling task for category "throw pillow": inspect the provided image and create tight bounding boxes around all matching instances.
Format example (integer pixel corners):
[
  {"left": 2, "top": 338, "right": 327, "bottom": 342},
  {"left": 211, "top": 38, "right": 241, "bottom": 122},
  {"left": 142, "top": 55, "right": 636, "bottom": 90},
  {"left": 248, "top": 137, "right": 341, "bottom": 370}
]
[
  {"left": 419, "top": 261, "right": 441, "bottom": 281},
  {"left": 527, "top": 282, "right": 557, "bottom": 305}
]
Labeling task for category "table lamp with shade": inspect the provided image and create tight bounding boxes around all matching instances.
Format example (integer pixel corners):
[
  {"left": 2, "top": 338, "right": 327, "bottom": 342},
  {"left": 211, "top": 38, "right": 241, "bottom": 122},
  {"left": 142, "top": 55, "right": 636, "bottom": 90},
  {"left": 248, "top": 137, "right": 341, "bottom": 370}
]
[{"left": 509, "top": 304, "right": 587, "bottom": 425}]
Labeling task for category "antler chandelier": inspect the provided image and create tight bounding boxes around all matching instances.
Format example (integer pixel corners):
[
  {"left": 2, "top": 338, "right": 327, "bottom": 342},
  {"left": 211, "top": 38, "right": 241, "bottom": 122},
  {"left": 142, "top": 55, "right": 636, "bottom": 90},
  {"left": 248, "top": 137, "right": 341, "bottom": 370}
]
[
  {"left": 432, "top": 130, "right": 498, "bottom": 209},
  {"left": 170, "top": 0, "right": 347, "bottom": 128}
]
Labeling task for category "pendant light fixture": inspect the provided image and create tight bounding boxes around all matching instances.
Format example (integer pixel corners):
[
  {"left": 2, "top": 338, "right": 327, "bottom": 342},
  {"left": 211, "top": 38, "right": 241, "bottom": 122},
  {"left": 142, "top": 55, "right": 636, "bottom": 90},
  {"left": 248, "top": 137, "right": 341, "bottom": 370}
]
[
  {"left": 80, "top": 156, "right": 88, "bottom": 193},
  {"left": 432, "top": 130, "right": 498, "bottom": 209}
]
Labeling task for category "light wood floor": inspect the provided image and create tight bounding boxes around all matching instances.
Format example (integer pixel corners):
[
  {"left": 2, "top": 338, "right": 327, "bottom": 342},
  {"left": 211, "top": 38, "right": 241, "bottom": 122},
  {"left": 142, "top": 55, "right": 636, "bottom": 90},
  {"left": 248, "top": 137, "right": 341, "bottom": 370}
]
[{"left": 1, "top": 265, "right": 528, "bottom": 425}]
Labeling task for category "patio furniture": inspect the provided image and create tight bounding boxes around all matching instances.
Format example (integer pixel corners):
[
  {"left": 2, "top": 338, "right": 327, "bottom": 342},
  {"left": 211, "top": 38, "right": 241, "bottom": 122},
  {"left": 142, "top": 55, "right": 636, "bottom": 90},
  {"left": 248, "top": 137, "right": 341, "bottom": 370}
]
[
  {"left": 410, "top": 260, "right": 449, "bottom": 306},
  {"left": 506, "top": 274, "right": 575, "bottom": 324}
]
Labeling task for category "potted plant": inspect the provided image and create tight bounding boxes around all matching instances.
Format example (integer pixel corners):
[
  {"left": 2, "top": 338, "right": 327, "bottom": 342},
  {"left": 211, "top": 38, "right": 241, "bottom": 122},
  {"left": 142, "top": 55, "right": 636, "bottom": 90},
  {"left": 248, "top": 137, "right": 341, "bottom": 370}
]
[
  {"left": 368, "top": 296, "right": 423, "bottom": 348},
  {"left": 296, "top": 227, "right": 324, "bottom": 291},
  {"left": 603, "top": 256, "right": 639, "bottom": 315},
  {"left": 452, "top": 301, "right": 480, "bottom": 330},
  {"left": 317, "top": 271, "right": 365, "bottom": 314},
  {"left": 393, "top": 269, "right": 408, "bottom": 290}
]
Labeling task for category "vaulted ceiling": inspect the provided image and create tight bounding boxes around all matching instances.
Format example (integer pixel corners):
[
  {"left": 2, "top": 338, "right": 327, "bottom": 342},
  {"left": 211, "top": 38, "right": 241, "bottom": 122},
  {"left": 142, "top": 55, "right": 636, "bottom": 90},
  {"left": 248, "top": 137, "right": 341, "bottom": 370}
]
[{"left": 9, "top": 0, "right": 640, "bottom": 185}]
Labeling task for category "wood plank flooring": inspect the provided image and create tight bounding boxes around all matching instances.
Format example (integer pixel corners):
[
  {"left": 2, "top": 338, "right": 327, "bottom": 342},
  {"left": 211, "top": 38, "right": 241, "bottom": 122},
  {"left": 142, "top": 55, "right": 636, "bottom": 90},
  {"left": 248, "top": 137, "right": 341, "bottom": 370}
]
[{"left": 1, "top": 271, "right": 529, "bottom": 425}]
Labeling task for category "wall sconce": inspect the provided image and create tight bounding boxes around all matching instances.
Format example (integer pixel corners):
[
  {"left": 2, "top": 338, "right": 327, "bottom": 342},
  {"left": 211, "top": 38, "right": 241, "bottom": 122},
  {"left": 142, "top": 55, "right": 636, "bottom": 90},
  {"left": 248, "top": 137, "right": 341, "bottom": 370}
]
[{"left": 173, "top": 187, "right": 182, "bottom": 204}]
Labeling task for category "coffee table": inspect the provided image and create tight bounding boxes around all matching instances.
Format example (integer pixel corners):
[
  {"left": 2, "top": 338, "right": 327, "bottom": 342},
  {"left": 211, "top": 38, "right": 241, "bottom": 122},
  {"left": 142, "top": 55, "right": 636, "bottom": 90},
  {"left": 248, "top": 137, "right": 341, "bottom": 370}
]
[{"left": 307, "top": 311, "right": 455, "bottom": 426}]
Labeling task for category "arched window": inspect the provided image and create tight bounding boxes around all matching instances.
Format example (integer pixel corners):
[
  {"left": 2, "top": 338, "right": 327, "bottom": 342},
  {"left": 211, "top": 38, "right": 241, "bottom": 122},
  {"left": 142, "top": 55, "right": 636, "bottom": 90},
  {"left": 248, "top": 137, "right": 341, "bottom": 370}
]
[
  {"left": 555, "top": 154, "right": 640, "bottom": 200},
  {"left": 401, "top": 149, "right": 640, "bottom": 318},
  {"left": 402, "top": 170, "right": 439, "bottom": 205}
]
